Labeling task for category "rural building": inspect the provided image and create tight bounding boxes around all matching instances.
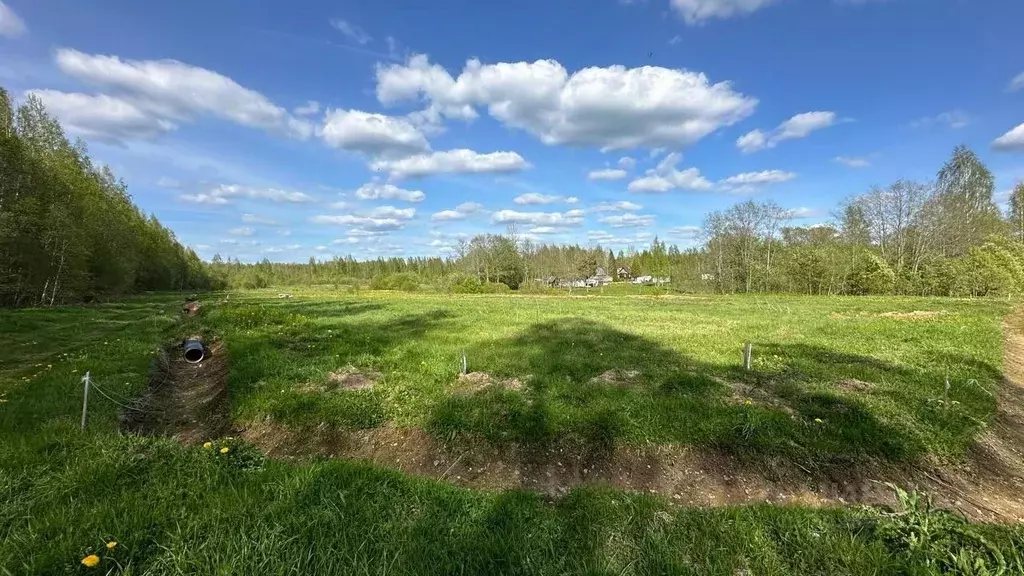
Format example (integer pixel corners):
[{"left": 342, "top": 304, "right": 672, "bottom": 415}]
[{"left": 587, "top": 267, "right": 614, "bottom": 287}]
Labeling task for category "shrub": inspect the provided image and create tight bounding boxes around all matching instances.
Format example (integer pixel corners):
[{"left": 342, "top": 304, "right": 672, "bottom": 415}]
[
  {"left": 874, "top": 485, "right": 1015, "bottom": 574},
  {"left": 445, "top": 273, "right": 484, "bottom": 294},
  {"left": 369, "top": 272, "right": 421, "bottom": 292}
]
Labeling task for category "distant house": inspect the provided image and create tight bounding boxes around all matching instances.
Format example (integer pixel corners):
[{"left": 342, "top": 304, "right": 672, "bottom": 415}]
[
  {"left": 586, "top": 267, "right": 614, "bottom": 287},
  {"left": 632, "top": 275, "right": 670, "bottom": 285},
  {"left": 616, "top": 266, "right": 632, "bottom": 280}
]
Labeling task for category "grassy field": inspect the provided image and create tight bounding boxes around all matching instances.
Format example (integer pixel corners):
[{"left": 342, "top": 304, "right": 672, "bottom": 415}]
[
  {"left": 213, "top": 291, "right": 1009, "bottom": 464},
  {"left": 2, "top": 291, "right": 1023, "bottom": 574}
]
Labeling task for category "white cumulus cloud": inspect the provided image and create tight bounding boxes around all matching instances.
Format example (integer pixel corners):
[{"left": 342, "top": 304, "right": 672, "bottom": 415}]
[
  {"left": 993, "top": 123, "right": 1024, "bottom": 151},
  {"left": 618, "top": 156, "right": 636, "bottom": 170},
  {"left": 737, "top": 111, "right": 837, "bottom": 153},
  {"left": 514, "top": 193, "right": 576, "bottom": 205},
  {"left": 367, "top": 205, "right": 416, "bottom": 220},
  {"left": 491, "top": 209, "right": 585, "bottom": 227},
  {"left": 627, "top": 152, "right": 712, "bottom": 193},
  {"left": 431, "top": 202, "right": 484, "bottom": 222},
  {"left": 354, "top": 181, "right": 426, "bottom": 202},
  {"left": 54, "top": 48, "right": 313, "bottom": 140},
  {"left": 911, "top": 110, "right": 970, "bottom": 130},
  {"left": 375, "top": 54, "right": 757, "bottom": 151},
  {"left": 320, "top": 109, "right": 429, "bottom": 158},
  {"left": 834, "top": 156, "right": 871, "bottom": 168},
  {"left": 180, "top": 184, "right": 315, "bottom": 205},
  {"left": 309, "top": 215, "right": 406, "bottom": 231},
  {"left": 719, "top": 170, "right": 796, "bottom": 192},
  {"left": 599, "top": 213, "right": 655, "bottom": 228},
  {"left": 592, "top": 201, "right": 643, "bottom": 212},
  {"left": 371, "top": 149, "right": 529, "bottom": 179},
  {"left": 588, "top": 168, "right": 628, "bottom": 181},
  {"left": 670, "top": 0, "right": 778, "bottom": 25},
  {"left": 668, "top": 225, "right": 700, "bottom": 240},
  {"left": 27, "top": 90, "right": 177, "bottom": 143}
]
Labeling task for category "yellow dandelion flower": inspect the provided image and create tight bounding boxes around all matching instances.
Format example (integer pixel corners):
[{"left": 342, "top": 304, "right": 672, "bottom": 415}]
[
  {"left": 744, "top": 400, "right": 752, "bottom": 406},
  {"left": 220, "top": 446, "right": 230, "bottom": 454},
  {"left": 814, "top": 418, "right": 824, "bottom": 424},
  {"left": 81, "top": 555, "right": 100, "bottom": 568},
  {"left": 203, "top": 441, "right": 212, "bottom": 449},
  {"left": 106, "top": 541, "right": 117, "bottom": 549}
]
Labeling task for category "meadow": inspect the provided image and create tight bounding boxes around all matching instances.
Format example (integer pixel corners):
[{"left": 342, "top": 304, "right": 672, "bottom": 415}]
[
  {"left": 1, "top": 291, "right": 1023, "bottom": 574},
  {"left": 214, "top": 290, "right": 1009, "bottom": 464}
]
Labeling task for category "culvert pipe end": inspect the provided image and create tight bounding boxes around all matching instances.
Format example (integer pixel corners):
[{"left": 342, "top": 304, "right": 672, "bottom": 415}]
[{"left": 183, "top": 339, "right": 206, "bottom": 364}]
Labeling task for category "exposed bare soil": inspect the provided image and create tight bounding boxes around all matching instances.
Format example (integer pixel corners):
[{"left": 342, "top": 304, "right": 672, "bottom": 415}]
[
  {"left": 590, "top": 369, "right": 642, "bottom": 387},
  {"left": 878, "top": 310, "right": 947, "bottom": 319},
  {"left": 121, "top": 339, "right": 229, "bottom": 444},
  {"left": 453, "top": 371, "right": 523, "bottom": 394}
]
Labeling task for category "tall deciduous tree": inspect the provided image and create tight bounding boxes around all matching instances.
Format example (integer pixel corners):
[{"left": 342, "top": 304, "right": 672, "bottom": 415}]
[
  {"left": 935, "top": 145, "right": 1001, "bottom": 257},
  {"left": 1008, "top": 182, "right": 1024, "bottom": 243}
]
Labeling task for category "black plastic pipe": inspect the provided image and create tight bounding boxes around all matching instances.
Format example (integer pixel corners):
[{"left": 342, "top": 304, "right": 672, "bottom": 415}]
[{"left": 183, "top": 339, "right": 205, "bottom": 364}]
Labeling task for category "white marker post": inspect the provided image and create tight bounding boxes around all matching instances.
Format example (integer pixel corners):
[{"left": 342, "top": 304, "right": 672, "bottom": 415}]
[
  {"left": 81, "top": 371, "right": 90, "bottom": 431},
  {"left": 743, "top": 343, "right": 752, "bottom": 371}
]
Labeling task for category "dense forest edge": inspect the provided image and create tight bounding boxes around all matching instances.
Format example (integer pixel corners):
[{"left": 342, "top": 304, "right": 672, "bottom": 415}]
[
  {"left": 5, "top": 83, "right": 1024, "bottom": 306},
  {"left": 0, "top": 88, "right": 216, "bottom": 307}
]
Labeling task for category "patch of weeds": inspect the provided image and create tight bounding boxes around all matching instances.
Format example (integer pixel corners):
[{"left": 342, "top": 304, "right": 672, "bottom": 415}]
[
  {"left": 875, "top": 485, "right": 1013, "bottom": 575},
  {"left": 202, "top": 437, "right": 266, "bottom": 472}
]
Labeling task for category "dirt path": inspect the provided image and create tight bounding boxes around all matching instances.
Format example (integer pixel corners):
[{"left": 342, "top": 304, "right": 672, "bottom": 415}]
[{"left": 241, "top": 311, "right": 1024, "bottom": 523}]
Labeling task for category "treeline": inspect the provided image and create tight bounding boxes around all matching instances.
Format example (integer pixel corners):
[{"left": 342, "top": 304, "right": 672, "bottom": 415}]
[
  {"left": 0, "top": 88, "right": 215, "bottom": 307},
  {"left": 213, "top": 146, "right": 1024, "bottom": 298},
  {"left": 700, "top": 146, "right": 1024, "bottom": 296}
]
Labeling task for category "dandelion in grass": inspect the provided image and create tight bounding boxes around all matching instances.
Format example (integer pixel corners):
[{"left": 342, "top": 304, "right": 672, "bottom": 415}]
[
  {"left": 814, "top": 418, "right": 824, "bottom": 424},
  {"left": 106, "top": 541, "right": 117, "bottom": 549},
  {"left": 744, "top": 400, "right": 752, "bottom": 406},
  {"left": 220, "top": 446, "right": 230, "bottom": 454},
  {"left": 81, "top": 554, "right": 100, "bottom": 567},
  {"left": 203, "top": 442, "right": 212, "bottom": 449}
]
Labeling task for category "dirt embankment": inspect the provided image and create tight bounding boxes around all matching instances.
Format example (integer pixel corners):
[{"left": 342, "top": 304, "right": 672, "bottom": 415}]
[{"left": 121, "top": 339, "right": 229, "bottom": 444}]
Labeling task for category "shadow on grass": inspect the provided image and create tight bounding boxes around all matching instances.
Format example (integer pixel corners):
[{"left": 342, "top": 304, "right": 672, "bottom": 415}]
[
  {"left": 222, "top": 305, "right": 452, "bottom": 429},
  {"left": 247, "top": 299, "right": 385, "bottom": 318},
  {"left": 427, "top": 318, "right": 931, "bottom": 467}
]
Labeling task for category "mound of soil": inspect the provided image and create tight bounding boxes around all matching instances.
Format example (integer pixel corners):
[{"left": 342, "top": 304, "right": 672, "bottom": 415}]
[
  {"left": 589, "top": 369, "right": 641, "bottom": 387},
  {"left": 836, "top": 378, "right": 876, "bottom": 392},
  {"left": 879, "top": 310, "right": 945, "bottom": 319},
  {"left": 328, "top": 366, "right": 379, "bottom": 390},
  {"left": 454, "top": 372, "right": 523, "bottom": 394},
  {"left": 121, "top": 339, "right": 229, "bottom": 444}
]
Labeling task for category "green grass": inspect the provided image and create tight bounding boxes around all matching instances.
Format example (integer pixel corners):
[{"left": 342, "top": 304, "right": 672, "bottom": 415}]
[
  {"left": 2, "top": 292, "right": 1022, "bottom": 575},
  {"left": 211, "top": 290, "right": 1009, "bottom": 465}
]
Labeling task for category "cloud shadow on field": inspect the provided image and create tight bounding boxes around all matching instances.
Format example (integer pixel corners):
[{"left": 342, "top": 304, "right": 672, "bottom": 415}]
[{"left": 426, "top": 318, "right": 931, "bottom": 467}]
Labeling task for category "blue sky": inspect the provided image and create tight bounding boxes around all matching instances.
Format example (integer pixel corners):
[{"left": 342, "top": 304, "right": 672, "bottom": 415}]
[{"left": 1, "top": 0, "right": 1023, "bottom": 262}]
